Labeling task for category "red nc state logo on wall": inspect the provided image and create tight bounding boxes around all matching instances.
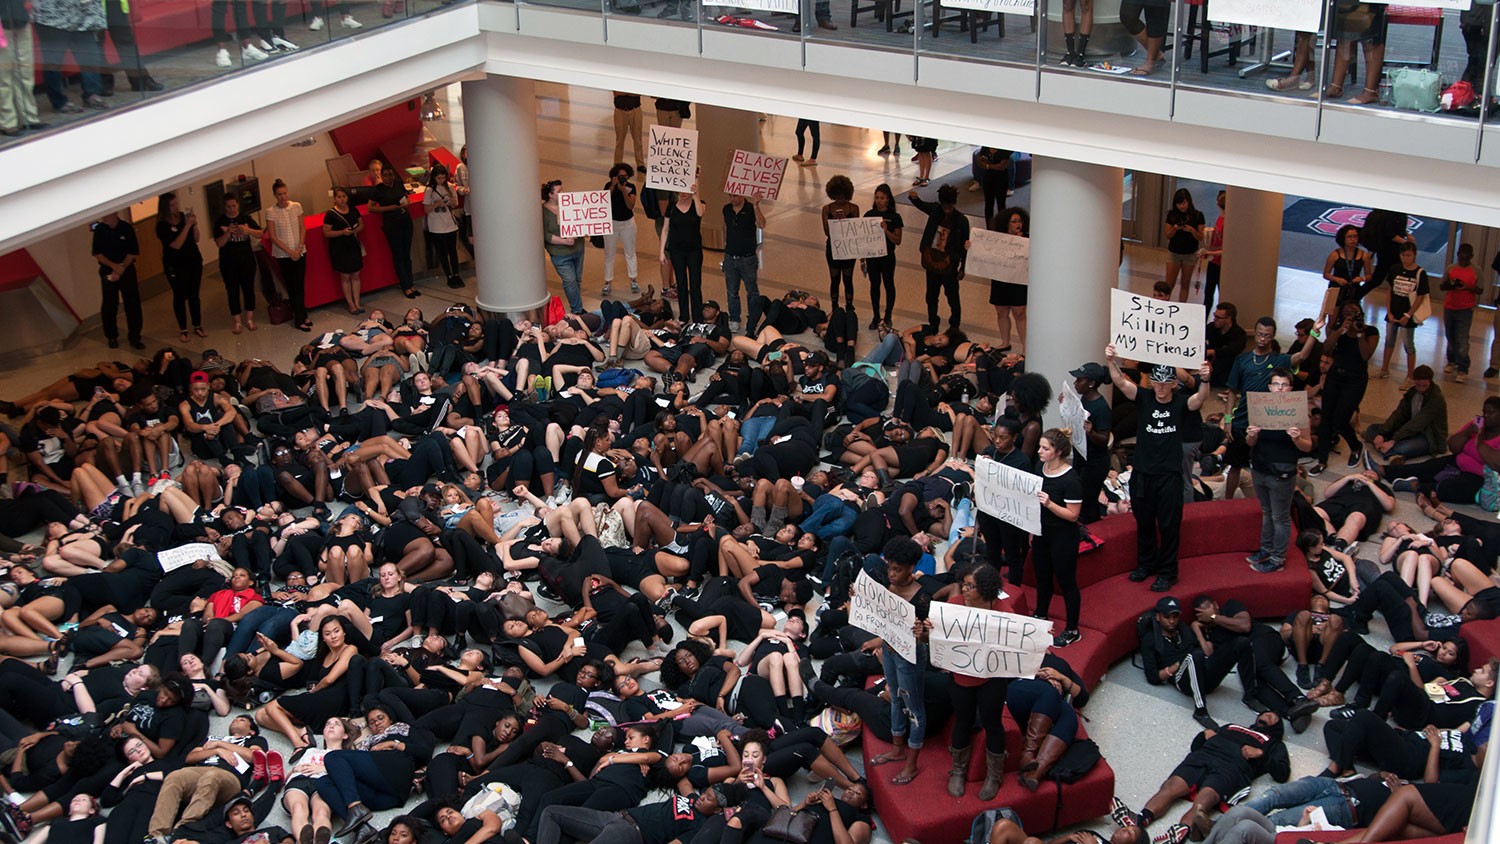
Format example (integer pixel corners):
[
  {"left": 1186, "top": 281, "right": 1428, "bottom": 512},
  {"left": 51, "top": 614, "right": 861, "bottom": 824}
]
[{"left": 1306, "top": 207, "right": 1423, "bottom": 238}]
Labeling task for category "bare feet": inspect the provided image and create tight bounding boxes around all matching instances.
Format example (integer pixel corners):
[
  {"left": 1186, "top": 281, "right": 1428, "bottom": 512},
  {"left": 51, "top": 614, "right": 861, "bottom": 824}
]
[
  {"left": 232, "top": 317, "right": 243, "bottom": 335},
  {"left": 247, "top": 317, "right": 258, "bottom": 331}
]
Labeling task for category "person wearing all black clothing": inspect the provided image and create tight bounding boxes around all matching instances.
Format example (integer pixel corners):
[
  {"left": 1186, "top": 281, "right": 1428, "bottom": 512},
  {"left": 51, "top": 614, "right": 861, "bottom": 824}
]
[
  {"left": 212, "top": 195, "right": 262, "bottom": 334},
  {"left": 1106, "top": 350, "right": 1210, "bottom": 592},
  {"left": 1312, "top": 302, "right": 1380, "bottom": 474},
  {"left": 369, "top": 167, "right": 417, "bottom": 298},
  {"left": 534, "top": 785, "right": 743, "bottom": 844},
  {"left": 862, "top": 184, "right": 903, "bottom": 329},
  {"left": 721, "top": 194, "right": 764, "bottom": 332},
  {"left": 156, "top": 193, "right": 205, "bottom": 342},
  {"left": 1204, "top": 304, "right": 1246, "bottom": 388},
  {"left": 661, "top": 189, "right": 706, "bottom": 324},
  {"left": 92, "top": 210, "right": 143, "bottom": 350},
  {"left": 1067, "top": 363, "right": 1113, "bottom": 523},
  {"left": 322, "top": 705, "right": 436, "bottom": 836},
  {"left": 1190, "top": 596, "right": 1319, "bottom": 732},
  {"left": 1034, "top": 429, "right": 1085, "bottom": 647},
  {"left": 908, "top": 184, "right": 970, "bottom": 332},
  {"left": 1140, "top": 596, "right": 1239, "bottom": 729}
]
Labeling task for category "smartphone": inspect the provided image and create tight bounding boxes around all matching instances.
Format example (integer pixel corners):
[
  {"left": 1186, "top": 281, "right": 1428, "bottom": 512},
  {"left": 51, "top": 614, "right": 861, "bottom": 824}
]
[{"left": 572, "top": 637, "right": 585, "bottom": 649}]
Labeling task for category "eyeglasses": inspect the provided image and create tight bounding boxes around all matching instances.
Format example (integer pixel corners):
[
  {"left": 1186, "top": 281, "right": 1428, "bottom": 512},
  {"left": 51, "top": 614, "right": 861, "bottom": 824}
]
[{"left": 959, "top": 581, "right": 976, "bottom": 591}]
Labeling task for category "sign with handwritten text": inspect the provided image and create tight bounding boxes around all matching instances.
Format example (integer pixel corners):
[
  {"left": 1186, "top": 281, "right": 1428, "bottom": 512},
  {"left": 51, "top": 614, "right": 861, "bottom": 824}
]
[
  {"left": 1209, "top": 0, "right": 1323, "bottom": 31},
  {"left": 1109, "top": 289, "right": 1206, "bottom": 370},
  {"left": 941, "top": 0, "right": 1034, "bottom": 11},
  {"left": 1247, "top": 390, "right": 1310, "bottom": 431},
  {"left": 928, "top": 602, "right": 1051, "bottom": 678},
  {"left": 1060, "top": 380, "right": 1089, "bottom": 460},
  {"left": 974, "top": 454, "right": 1042, "bottom": 536},
  {"left": 556, "top": 190, "right": 614, "bottom": 239},
  {"left": 646, "top": 125, "right": 698, "bottom": 192},
  {"left": 829, "top": 217, "right": 888, "bottom": 261},
  {"left": 723, "top": 150, "right": 788, "bottom": 201},
  {"left": 850, "top": 570, "right": 917, "bottom": 662},
  {"left": 966, "top": 229, "right": 1029, "bottom": 285}
]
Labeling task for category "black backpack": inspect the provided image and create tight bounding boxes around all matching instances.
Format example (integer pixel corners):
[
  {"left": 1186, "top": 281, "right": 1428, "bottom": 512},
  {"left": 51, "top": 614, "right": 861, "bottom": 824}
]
[{"left": 1047, "top": 738, "right": 1101, "bottom": 783}]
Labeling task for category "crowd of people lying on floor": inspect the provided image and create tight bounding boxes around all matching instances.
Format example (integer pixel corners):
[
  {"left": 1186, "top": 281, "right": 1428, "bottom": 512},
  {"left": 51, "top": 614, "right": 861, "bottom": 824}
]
[{"left": 0, "top": 269, "right": 1494, "bottom": 844}]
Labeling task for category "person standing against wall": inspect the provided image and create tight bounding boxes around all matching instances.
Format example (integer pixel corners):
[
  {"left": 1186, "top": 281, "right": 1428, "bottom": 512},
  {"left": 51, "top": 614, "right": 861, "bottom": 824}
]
[
  {"left": 213, "top": 194, "right": 261, "bottom": 334},
  {"left": 155, "top": 192, "right": 205, "bottom": 343},
  {"left": 264, "top": 179, "right": 311, "bottom": 332},
  {"left": 368, "top": 166, "right": 417, "bottom": 299},
  {"left": 92, "top": 210, "right": 142, "bottom": 350},
  {"left": 322, "top": 186, "right": 364, "bottom": 314}
]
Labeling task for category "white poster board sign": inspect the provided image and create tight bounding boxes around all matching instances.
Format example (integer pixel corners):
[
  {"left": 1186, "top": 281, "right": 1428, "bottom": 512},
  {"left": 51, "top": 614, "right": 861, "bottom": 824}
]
[
  {"left": 1209, "top": 0, "right": 1323, "bottom": 31},
  {"left": 928, "top": 602, "right": 1052, "bottom": 678},
  {"left": 974, "top": 454, "right": 1043, "bottom": 536},
  {"left": 1108, "top": 289, "right": 1207, "bottom": 370},
  {"left": 156, "top": 542, "right": 225, "bottom": 573},
  {"left": 828, "top": 217, "right": 888, "bottom": 261},
  {"left": 849, "top": 569, "right": 918, "bottom": 663},
  {"left": 1060, "top": 381, "right": 1089, "bottom": 460},
  {"left": 940, "top": 0, "right": 1035, "bottom": 11},
  {"left": 966, "top": 228, "right": 1029, "bottom": 285},
  {"left": 1247, "top": 391, "right": 1310, "bottom": 431},
  {"left": 646, "top": 125, "right": 698, "bottom": 192},
  {"left": 556, "top": 190, "right": 614, "bottom": 239},
  {"left": 723, "top": 150, "right": 788, "bottom": 201},
  {"left": 728, "top": 0, "right": 799, "bottom": 11}
]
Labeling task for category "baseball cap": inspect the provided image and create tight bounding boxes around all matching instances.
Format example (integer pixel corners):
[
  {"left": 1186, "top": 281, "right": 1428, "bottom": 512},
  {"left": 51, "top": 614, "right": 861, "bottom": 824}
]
[
  {"left": 1069, "top": 362, "right": 1108, "bottom": 383},
  {"left": 189, "top": 371, "right": 211, "bottom": 384},
  {"left": 225, "top": 793, "right": 254, "bottom": 814},
  {"left": 701, "top": 300, "right": 721, "bottom": 313},
  {"left": 1148, "top": 364, "right": 1177, "bottom": 383},
  {"left": 805, "top": 352, "right": 830, "bottom": 367},
  {"left": 1155, "top": 596, "right": 1181, "bottom": 616}
]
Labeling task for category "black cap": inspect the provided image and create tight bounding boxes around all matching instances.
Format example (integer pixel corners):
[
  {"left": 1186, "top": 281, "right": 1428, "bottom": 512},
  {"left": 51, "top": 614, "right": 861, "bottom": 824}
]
[
  {"left": 1149, "top": 364, "right": 1177, "bottom": 383},
  {"left": 225, "top": 793, "right": 253, "bottom": 814},
  {"left": 806, "top": 351, "right": 830, "bottom": 367},
  {"left": 701, "top": 300, "right": 721, "bottom": 313},
  {"left": 1069, "top": 362, "right": 1108, "bottom": 383},
  {"left": 1155, "top": 596, "right": 1181, "bottom": 616}
]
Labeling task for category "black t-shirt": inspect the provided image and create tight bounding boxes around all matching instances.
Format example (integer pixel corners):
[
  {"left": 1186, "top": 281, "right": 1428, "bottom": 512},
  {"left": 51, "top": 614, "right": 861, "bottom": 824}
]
[
  {"left": 607, "top": 181, "right": 637, "bottom": 222},
  {"left": 1250, "top": 428, "right": 1300, "bottom": 475},
  {"left": 213, "top": 214, "right": 261, "bottom": 266},
  {"left": 626, "top": 795, "right": 714, "bottom": 844},
  {"left": 157, "top": 217, "right": 202, "bottom": 264},
  {"left": 1135, "top": 391, "right": 1189, "bottom": 474},
  {"left": 124, "top": 690, "right": 187, "bottom": 744},
  {"left": 679, "top": 655, "right": 733, "bottom": 703},
  {"left": 678, "top": 321, "right": 727, "bottom": 346},
  {"left": 723, "top": 202, "right": 759, "bottom": 256},
  {"left": 1166, "top": 208, "right": 1205, "bottom": 254},
  {"left": 18, "top": 421, "right": 66, "bottom": 464},
  {"left": 1387, "top": 267, "right": 1430, "bottom": 323},
  {"left": 1310, "top": 550, "right": 1349, "bottom": 594},
  {"left": 369, "top": 183, "right": 411, "bottom": 224},
  {"left": 92, "top": 219, "right": 139, "bottom": 276},
  {"left": 1082, "top": 395, "right": 1112, "bottom": 468},
  {"left": 577, "top": 452, "right": 617, "bottom": 497},
  {"left": 1332, "top": 325, "right": 1380, "bottom": 374},
  {"left": 863, "top": 207, "right": 903, "bottom": 259},
  {"left": 666, "top": 203, "right": 703, "bottom": 252},
  {"left": 1040, "top": 466, "right": 1083, "bottom": 532},
  {"left": 1201, "top": 599, "right": 1251, "bottom": 647}
]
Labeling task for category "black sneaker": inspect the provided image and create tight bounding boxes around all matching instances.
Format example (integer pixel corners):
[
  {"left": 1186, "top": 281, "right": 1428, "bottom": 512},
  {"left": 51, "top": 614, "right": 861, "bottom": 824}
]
[
  {"left": 1192, "top": 709, "right": 1218, "bottom": 730},
  {"left": 1052, "top": 628, "right": 1081, "bottom": 647},
  {"left": 1486, "top": 368, "right": 1498, "bottom": 379},
  {"left": 1329, "top": 704, "right": 1360, "bottom": 720},
  {"left": 1288, "top": 697, "right": 1319, "bottom": 734},
  {"left": 1240, "top": 695, "right": 1269, "bottom": 714},
  {"left": 1296, "top": 664, "right": 1313, "bottom": 690},
  {"left": 1128, "top": 566, "right": 1152, "bottom": 583},
  {"left": 1346, "top": 447, "right": 1363, "bottom": 468},
  {"left": 1308, "top": 462, "right": 1326, "bottom": 476},
  {"left": 1150, "top": 575, "right": 1176, "bottom": 592}
]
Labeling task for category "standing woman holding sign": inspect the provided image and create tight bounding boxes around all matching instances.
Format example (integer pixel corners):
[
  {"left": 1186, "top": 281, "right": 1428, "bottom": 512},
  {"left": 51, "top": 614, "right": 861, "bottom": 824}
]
[
  {"left": 862, "top": 184, "right": 903, "bottom": 330},
  {"left": 989, "top": 207, "right": 1029, "bottom": 352},
  {"left": 660, "top": 185, "right": 706, "bottom": 322},
  {"left": 1034, "top": 429, "right": 1084, "bottom": 648},
  {"left": 821, "top": 175, "right": 860, "bottom": 316},
  {"left": 864, "top": 536, "right": 934, "bottom": 788},
  {"left": 541, "top": 180, "right": 585, "bottom": 314}
]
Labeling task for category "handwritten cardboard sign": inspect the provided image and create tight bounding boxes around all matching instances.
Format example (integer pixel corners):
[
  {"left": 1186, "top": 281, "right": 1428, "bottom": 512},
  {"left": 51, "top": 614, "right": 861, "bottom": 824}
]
[
  {"left": 849, "top": 569, "right": 917, "bottom": 662},
  {"left": 966, "top": 229, "right": 1029, "bottom": 284},
  {"left": 1109, "top": 289, "right": 1206, "bottom": 370},
  {"left": 646, "top": 125, "right": 698, "bottom": 192},
  {"left": 941, "top": 0, "right": 1035, "bottom": 12},
  {"left": 928, "top": 602, "right": 1051, "bottom": 678},
  {"left": 723, "top": 150, "right": 788, "bottom": 201},
  {"left": 829, "top": 217, "right": 887, "bottom": 261},
  {"left": 974, "top": 454, "right": 1042, "bottom": 536},
  {"left": 1060, "top": 380, "right": 1089, "bottom": 460},
  {"left": 1209, "top": 0, "right": 1323, "bottom": 31},
  {"left": 556, "top": 190, "right": 614, "bottom": 239},
  {"left": 1247, "top": 391, "right": 1310, "bottom": 431},
  {"left": 157, "top": 542, "right": 225, "bottom": 573}
]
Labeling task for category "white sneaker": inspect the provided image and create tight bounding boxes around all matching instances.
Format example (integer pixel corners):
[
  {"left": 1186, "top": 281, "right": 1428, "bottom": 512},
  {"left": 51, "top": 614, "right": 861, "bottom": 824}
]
[
  {"left": 256, "top": 38, "right": 275, "bottom": 51},
  {"left": 308, "top": 15, "right": 325, "bottom": 29},
  {"left": 242, "top": 43, "right": 270, "bottom": 61},
  {"left": 1444, "top": 362, "right": 1458, "bottom": 372},
  {"left": 215, "top": 47, "right": 231, "bottom": 67},
  {"left": 341, "top": 13, "right": 362, "bottom": 28},
  {"left": 271, "top": 35, "right": 298, "bottom": 50},
  {"left": 1457, "top": 371, "right": 1468, "bottom": 384}
]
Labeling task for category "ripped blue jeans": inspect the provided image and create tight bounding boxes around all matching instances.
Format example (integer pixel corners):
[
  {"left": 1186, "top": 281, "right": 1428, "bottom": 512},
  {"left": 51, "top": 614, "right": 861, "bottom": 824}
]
[{"left": 881, "top": 642, "right": 929, "bottom": 748}]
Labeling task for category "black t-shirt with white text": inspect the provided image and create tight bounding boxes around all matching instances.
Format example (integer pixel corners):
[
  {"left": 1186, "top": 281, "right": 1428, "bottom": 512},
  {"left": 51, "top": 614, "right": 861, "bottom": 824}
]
[{"left": 1134, "top": 391, "right": 1189, "bottom": 474}]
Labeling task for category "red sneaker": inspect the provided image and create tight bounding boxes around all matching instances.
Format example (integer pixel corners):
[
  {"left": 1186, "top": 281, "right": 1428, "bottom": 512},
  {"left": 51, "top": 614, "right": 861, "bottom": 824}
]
[
  {"left": 267, "top": 750, "right": 285, "bottom": 783},
  {"left": 251, "top": 747, "right": 267, "bottom": 781}
]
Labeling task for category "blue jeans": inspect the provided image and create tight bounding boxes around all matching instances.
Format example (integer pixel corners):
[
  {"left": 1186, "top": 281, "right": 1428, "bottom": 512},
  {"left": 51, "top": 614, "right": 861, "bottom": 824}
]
[
  {"left": 223, "top": 605, "right": 297, "bottom": 656},
  {"left": 947, "top": 498, "right": 974, "bottom": 547},
  {"left": 1445, "top": 307, "right": 1474, "bottom": 372},
  {"left": 722, "top": 254, "right": 760, "bottom": 325},
  {"left": 800, "top": 494, "right": 858, "bottom": 540},
  {"left": 738, "top": 415, "right": 777, "bottom": 456},
  {"left": 1242, "top": 776, "right": 1356, "bottom": 828},
  {"left": 861, "top": 332, "right": 904, "bottom": 366},
  {"left": 881, "top": 643, "right": 928, "bottom": 748},
  {"left": 550, "top": 251, "right": 585, "bottom": 314},
  {"left": 1362, "top": 423, "right": 1432, "bottom": 459}
]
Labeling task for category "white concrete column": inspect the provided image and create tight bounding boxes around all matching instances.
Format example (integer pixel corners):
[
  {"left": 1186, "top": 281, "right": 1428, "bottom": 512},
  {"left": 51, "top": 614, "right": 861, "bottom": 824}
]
[
  {"left": 1027, "top": 156, "right": 1123, "bottom": 427},
  {"left": 1219, "top": 185, "right": 1284, "bottom": 326},
  {"left": 463, "top": 75, "right": 548, "bottom": 316}
]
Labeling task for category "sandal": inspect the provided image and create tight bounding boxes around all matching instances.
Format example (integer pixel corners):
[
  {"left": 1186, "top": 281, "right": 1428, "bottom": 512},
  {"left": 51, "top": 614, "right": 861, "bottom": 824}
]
[
  {"left": 232, "top": 318, "right": 243, "bottom": 335},
  {"left": 179, "top": 331, "right": 190, "bottom": 343},
  {"left": 1322, "top": 84, "right": 1344, "bottom": 99},
  {"left": 1265, "top": 76, "right": 1308, "bottom": 92},
  {"left": 247, "top": 317, "right": 258, "bottom": 331},
  {"left": 1130, "top": 62, "right": 1157, "bottom": 76},
  {"left": 194, "top": 326, "right": 208, "bottom": 338},
  {"left": 1347, "top": 87, "right": 1380, "bottom": 105}
]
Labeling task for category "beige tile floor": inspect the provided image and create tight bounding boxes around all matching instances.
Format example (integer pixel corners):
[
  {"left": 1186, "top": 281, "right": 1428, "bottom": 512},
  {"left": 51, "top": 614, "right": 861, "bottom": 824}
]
[{"left": 3, "top": 81, "right": 1494, "bottom": 842}]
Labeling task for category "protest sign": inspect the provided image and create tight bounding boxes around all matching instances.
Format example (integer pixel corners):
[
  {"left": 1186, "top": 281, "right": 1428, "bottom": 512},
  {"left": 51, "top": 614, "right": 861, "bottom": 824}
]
[
  {"left": 646, "top": 125, "right": 698, "bottom": 192},
  {"left": 157, "top": 542, "right": 225, "bottom": 573},
  {"left": 965, "top": 229, "right": 1029, "bottom": 285},
  {"left": 940, "top": 0, "right": 1035, "bottom": 11},
  {"left": 1108, "top": 289, "right": 1206, "bottom": 370},
  {"left": 723, "top": 150, "right": 788, "bottom": 200},
  {"left": 728, "top": 0, "right": 799, "bottom": 11},
  {"left": 974, "top": 454, "right": 1042, "bottom": 536},
  {"left": 1247, "top": 391, "right": 1310, "bottom": 431},
  {"left": 928, "top": 602, "right": 1052, "bottom": 678},
  {"left": 556, "top": 190, "right": 614, "bottom": 239},
  {"left": 850, "top": 569, "right": 917, "bottom": 663},
  {"left": 829, "top": 217, "right": 888, "bottom": 261},
  {"left": 1209, "top": 0, "right": 1323, "bottom": 31},
  {"left": 1060, "top": 381, "right": 1089, "bottom": 460}
]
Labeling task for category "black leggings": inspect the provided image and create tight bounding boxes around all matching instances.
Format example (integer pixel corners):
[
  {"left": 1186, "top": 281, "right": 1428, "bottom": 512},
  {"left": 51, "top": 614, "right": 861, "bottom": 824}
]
[
  {"left": 165, "top": 257, "right": 204, "bottom": 330},
  {"left": 275, "top": 255, "right": 308, "bottom": 325},
  {"left": 828, "top": 260, "right": 855, "bottom": 311},
  {"left": 1031, "top": 527, "right": 1081, "bottom": 630},
  {"left": 1323, "top": 710, "right": 1429, "bottom": 778},
  {"left": 950, "top": 678, "right": 1009, "bottom": 753},
  {"left": 868, "top": 255, "right": 895, "bottom": 321},
  {"left": 669, "top": 249, "right": 704, "bottom": 322},
  {"left": 431, "top": 230, "right": 461, "bottom": 279},
  {"left": 795, "top": 120, "right": 821, "bottom": 159},
  {"left": 1119, "top": 1, "right": 1169, "bottom": 39},
  {"left": 811, "top": 679, "right": 893, "bottom": 742},
  {"left": 1315, "top": 372, "right": 1367, "bottom": 462}
]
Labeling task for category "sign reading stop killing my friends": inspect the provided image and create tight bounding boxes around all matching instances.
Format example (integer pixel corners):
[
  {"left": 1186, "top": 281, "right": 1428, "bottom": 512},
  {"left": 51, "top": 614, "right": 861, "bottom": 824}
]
[
  {"left": 1109, "top": 289, "right": 1206, "bottom": 371},
  {"left": 1247, "top": 391, "right": 1310, "bottom": 431},
  {"left": 828, "top": 217, "right": 888, "bottom": 261},
  {"left": 556, "top": 191, "right": 614, "bottom": 239},
  {"left": 974, "top": 454, "right": 1042, "bottom": 535},
  {"left": 723, "top": 150, "right": 789, "bottom": 201},
  {"left": 965, "top": 229, "right": 1029, "bottom": 286},
  {"left": 928, "top": 602, "right": 1052, "bottom": 678},
  {"left": 849, "top": 569, "right": 918, "bottom": 663},
  {"left": 646, "top": 125, "right": 698, "bottom": 192}
]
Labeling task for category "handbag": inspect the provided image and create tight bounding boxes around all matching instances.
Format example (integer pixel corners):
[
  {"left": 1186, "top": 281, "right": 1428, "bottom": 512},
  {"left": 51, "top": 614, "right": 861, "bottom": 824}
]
[
  {"left": 761, "top": 806, "right": 817, "bottom": 844},
  {"left": 267, "top": 300, "right": 294, "bottom": 326}
]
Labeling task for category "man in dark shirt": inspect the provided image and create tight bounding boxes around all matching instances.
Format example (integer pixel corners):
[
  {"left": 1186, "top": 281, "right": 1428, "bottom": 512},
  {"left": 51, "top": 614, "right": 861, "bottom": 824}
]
[
  {"left": 908, "top": 183, "right": 970, "bottom": 332},
  {"left": 721, "top": 194, "right": 765, "bottom": 334},
  {"left": 1191, "top": 595, "right": 1319, "bottom": 732},
  {"left": 1106, "top": 348, "right": 1210, "bottom": 592},
  {"left": 92, "top": 210, "right": 143, "bottom": 349},
  {"left": 368, "top": 167, "right": 416, "bottom": 295},
  {"left": 1205, "top": 303, "right": 1246, "bottom": 388},
  {"left": 786, "top": 351, "right": 838, "bottom": 432},
  {"left": 1139, "top": 596, "right": 1238, "bottom": 730},
  {"left": 1221, "top": 316, "right": 1313, "bottom": 497},
  {"left": 1067, "top": 362, "right": 1114, "bottom": 523},
  {"left": 533, "top": 783, "right": 743, "bottom": 844}
]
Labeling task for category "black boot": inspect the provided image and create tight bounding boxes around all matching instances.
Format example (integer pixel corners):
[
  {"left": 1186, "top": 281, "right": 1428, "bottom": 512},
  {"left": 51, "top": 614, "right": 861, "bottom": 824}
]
[{"left": 1076, "top": 34, "right": 1091, "bottom": 65}]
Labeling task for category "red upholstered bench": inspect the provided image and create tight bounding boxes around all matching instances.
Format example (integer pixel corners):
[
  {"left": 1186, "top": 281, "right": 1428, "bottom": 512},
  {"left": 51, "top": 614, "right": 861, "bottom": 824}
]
[{"left": 1274, "top": 832, "right": 1464, "bottom": 844}]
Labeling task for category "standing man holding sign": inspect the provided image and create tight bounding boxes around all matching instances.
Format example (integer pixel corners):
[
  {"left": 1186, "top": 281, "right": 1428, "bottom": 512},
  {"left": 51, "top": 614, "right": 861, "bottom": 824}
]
[
  {"left": 721, "top": 192, "right": 765, "bottom": 334},
  {"left": 1221, "top": 317, "right": 1315, "bottom": 499},
  {"left": 1246, "top": 369, "right": 1313, "bottom": 574},
  {"left": 864, "top": 536, "right": 935, "bottom": 788},
  {"left": 1106, "top": 345, "right": 1210, "bottom": 592}
]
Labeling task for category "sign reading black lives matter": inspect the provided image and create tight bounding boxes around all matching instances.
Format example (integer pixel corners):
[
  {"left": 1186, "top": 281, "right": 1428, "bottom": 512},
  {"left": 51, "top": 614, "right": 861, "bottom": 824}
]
[
  {"left": 646, "top": 125, "right": 698, "bottom": 192},
  {"left": 928, "top": 602, "right": 1051, "bottom": 678},
  {"left": 1109, "top": 289, "right": 1206, "bottom": 370},
  {"left": 849, "top": 569, "right": 917, "bottom": 662}
]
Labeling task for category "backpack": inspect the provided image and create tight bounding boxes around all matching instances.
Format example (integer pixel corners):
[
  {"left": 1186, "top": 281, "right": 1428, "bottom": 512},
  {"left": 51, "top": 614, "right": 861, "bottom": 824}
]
[
  {"left": 597, "top": 367, "right": 641, "bottom": 388},
  {"left": 461, "top": 782, "right": 522, "bottom": 830},
  {"left": 1047, "top": 738, "right": 1101, "bottom": 783},
  {"left": 825, "top": 550, "right": 867, "bottom": 610},
  {"left": 543, "top": 295, "right": 567, "bottom": 326},
  {"left": 967, "top": 807, "right": 1023, "bottom": 844}
]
